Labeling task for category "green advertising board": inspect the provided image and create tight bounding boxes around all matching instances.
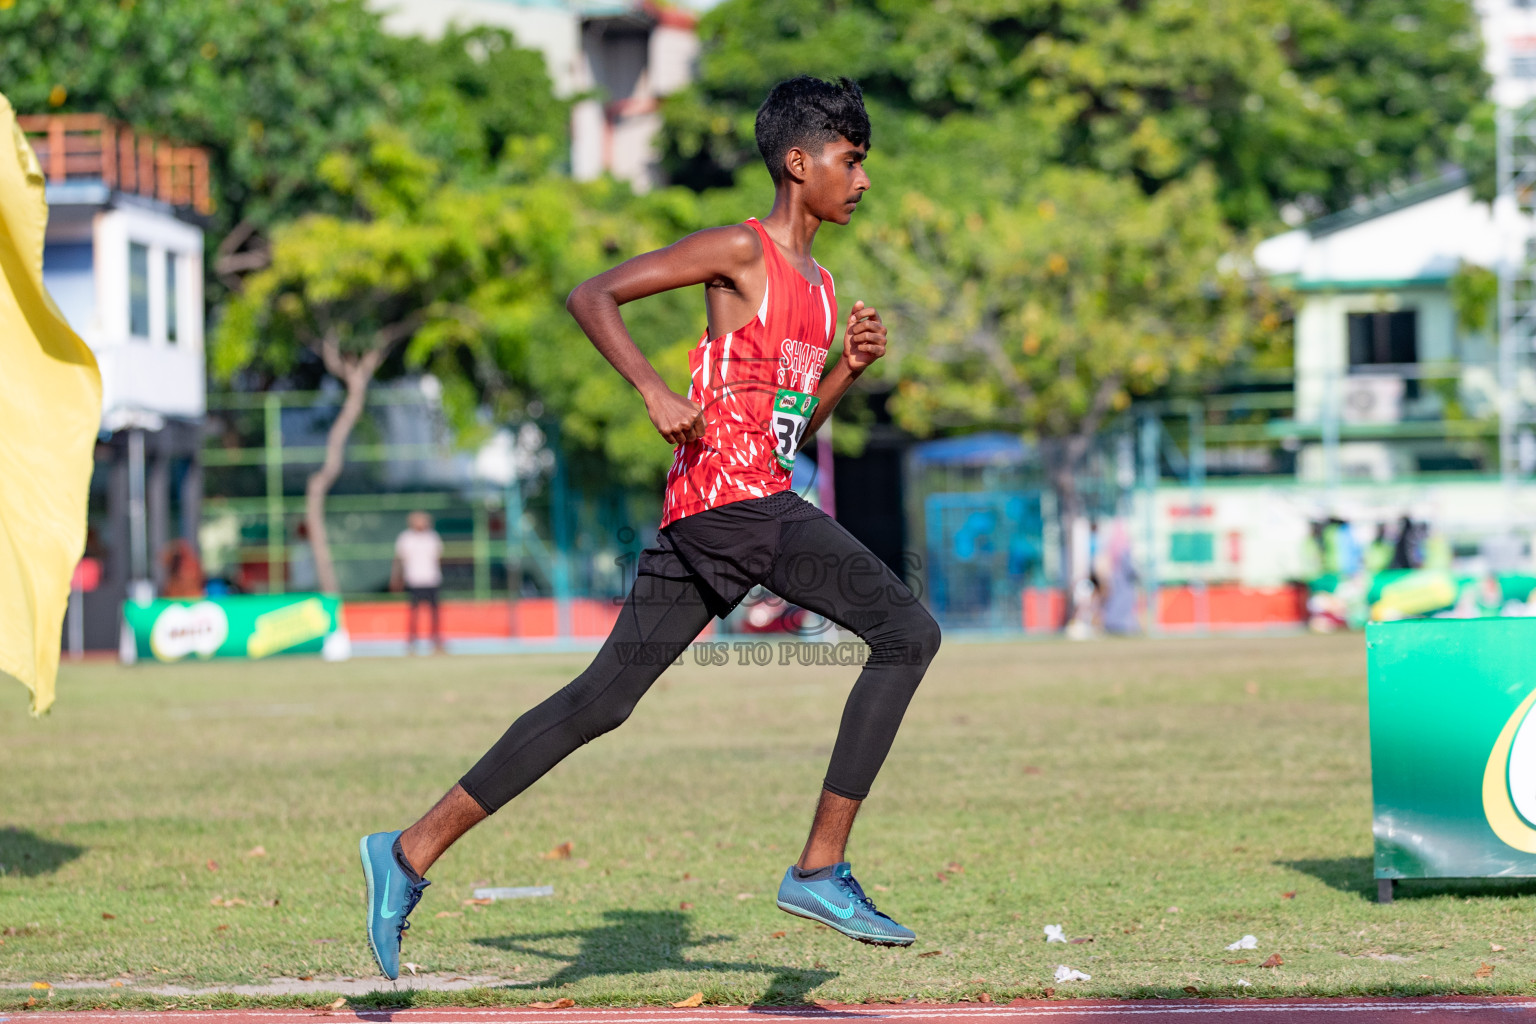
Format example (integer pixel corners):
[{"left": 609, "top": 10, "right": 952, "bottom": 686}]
[
  {"left": 1369, "top": 618, "right": 1536, "bottom": 898},
  {"left": 122, "top": 594, "right": 342, "bottom": 663}
]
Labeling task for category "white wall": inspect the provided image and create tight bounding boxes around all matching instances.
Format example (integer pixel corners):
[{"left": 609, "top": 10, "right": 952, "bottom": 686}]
[
  {"left": 649, "top": 24, "right": 699, "bottom": 97},
  {"left": 92, "top": 202, "right": 205, "bottom": 421},
  {"left": 372, "top": 0, "right": 582, "bottom": 94},
  {"left": 372, "top": 1, "right": 699, "bottom": 191},
  {"left": 1292, "top": 287, "right": 1460, "bottom": 422},
  {"left": 1135, "top": 480, "right": 1536, "bottom": 586}
]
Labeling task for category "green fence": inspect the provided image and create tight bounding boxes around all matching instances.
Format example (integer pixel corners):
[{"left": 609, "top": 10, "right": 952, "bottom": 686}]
[{"left": 200, "top": 388, "right": 651, "bottom": 602}]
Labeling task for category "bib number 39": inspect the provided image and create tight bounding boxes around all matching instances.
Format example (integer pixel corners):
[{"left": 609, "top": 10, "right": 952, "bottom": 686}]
[{"left": 771, "top": 388, "right": 819, "bottom": 472}]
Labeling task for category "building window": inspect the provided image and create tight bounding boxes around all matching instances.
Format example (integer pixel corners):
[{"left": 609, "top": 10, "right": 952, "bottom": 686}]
[
  {"left": 1348, "top": 309, "right": 1418, "bottom": 400},
  {"left": 129, "top": 241, "right": 150, "bottom": 339},
  {"left": 1347, "top": 310, "right": 1417, "bottom": 366},
  {"left": 165, "top": 252, "right": 178, "bottom": 344}
]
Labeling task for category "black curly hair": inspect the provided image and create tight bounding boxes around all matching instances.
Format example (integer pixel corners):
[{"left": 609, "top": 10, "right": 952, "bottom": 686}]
[{"left": 754, "top": 75, "right": 871, "bottom": 185}]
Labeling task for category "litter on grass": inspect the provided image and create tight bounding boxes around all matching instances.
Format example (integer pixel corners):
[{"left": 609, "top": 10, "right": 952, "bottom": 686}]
[
  {"left": 1226, "top": 935, "right": 1258, "bottom": 951},
  {"left": 1043, "top": 924, "right": 1067, "bottom": 943},
  {"left": 472, "top": 886, "right": 555, "bottom": 901},
  {"left": 1237, "top": 979, "right": 1253, "bottom": 988},
  {"left": 1054, "top": 965, "right": 1091, "bottom": 982}
]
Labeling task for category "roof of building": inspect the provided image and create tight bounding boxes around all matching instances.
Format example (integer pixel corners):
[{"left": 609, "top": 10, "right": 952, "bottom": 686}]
[
  {"left": 1305, "top": 168, "right": 1469, "bottom": 239},
  {"left": 1255, "top": 167, "right": 1497, "bottom": 288},
  {"left": 910, "top": 432, "right": 1033, "bottom": 467}
]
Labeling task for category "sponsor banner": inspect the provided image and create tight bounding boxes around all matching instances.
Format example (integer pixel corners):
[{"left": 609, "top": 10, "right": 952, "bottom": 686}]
[
  {"left": 122, "top": 594, "right": 341, "bottom": 663},
  {"left": 1369, "top": 618, "right": 1536, "bottom": 879}
]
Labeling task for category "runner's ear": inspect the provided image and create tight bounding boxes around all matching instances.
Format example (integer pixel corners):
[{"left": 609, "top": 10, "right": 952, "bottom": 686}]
[{"left": 782, "top": 146, "right": 809, "bottom": 184}]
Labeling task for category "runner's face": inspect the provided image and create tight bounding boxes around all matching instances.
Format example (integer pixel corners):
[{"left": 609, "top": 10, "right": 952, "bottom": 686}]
[{"left": 806, "top": 137, "right": 869, "bottom": 225}]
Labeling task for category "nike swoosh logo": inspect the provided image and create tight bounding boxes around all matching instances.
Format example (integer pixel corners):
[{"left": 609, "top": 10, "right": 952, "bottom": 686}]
[
  {"left": 800, "top": 885, "right": 856, "bottom": 919},
  {"left": 379, "top": 872, "right": 399, "bottom": 918}
]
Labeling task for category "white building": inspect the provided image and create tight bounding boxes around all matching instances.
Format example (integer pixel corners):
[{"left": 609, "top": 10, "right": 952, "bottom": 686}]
[
  {"left": 375, "top": 0, "right": 700, "bottom": 191},
  {"left": 28, "top": 115, "right": 209, "bottom": 647},
  {"left": 1255, "top": 173, "right": 1507, "bottom": 481},
  {"left": 1252, "top": 0, "right": 1536, "bottom": 484},
  {"left": 1166, "top": 0, "right": 1536, "bottom": 595}
]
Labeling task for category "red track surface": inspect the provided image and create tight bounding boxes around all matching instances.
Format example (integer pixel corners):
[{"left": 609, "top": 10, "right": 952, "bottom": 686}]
[{"left": 9, "top": 1001, "right": 1536, "bottom": 1023}]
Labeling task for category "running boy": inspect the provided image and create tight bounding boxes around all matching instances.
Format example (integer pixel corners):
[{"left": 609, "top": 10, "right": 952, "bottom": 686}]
[{"left": 359, "top": 76, "right": 942, "bottom": 979}]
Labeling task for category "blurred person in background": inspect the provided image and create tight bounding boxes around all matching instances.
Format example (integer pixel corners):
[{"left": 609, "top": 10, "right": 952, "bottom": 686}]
[
  {"left": 1390, "top": 515, "right": 1421, "bottom": 570},
  {"left": 1423, "top": 527, "right": 1453, "bottom": 572},
  {"left": 391, "top": 511, "right": 444, "bottom": 654},
  {"left": 1100, "top": 520, "right": 1139, "bottom": 635},
  {"left": 159, "top": 539, "right": 204, "bottom": 599},
  {"left": 1365, "top": 523, "right": 1393, "bottom": 575},
  {"left": 1066, "top": 519, "right": 1104, "bottom": 639},
  {"left": 1324, "top": 517, "right": 1361, "bottom": 577},
  {"left": 289, "top": 520, "right": 319, "bottom": 592}
]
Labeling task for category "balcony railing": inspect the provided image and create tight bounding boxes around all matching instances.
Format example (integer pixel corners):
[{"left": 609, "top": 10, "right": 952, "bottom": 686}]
[{"left": 18, "top": 113, "right": 212, "bottom": 215}]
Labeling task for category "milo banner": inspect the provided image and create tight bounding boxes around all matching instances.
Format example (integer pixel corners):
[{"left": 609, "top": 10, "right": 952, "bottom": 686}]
[
  {"left": 1369, "top": 618, "right": 1536, "bottom": 883},
  {"left": 121, "top": 594, "right": 344, "bottom": 663}
]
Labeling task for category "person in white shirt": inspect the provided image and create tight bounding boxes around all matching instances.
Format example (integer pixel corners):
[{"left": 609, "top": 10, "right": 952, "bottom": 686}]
[{"left": 391, "top": 511, "right": 445, "bottom": 654}]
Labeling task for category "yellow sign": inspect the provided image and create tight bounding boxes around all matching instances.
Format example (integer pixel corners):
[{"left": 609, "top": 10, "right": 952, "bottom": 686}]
[{"left": 248, "top": 598, "right": 332, "bottom": 660}]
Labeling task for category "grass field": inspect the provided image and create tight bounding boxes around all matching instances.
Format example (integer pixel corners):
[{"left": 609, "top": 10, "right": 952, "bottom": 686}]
[{"left": 6, "top": 633, "right": 1536, "bottom": 1011}]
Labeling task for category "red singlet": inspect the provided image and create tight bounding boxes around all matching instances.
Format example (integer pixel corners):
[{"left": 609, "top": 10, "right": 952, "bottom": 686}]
[{"left": 658, "top": 218, "right": 837, "bottom": 528}]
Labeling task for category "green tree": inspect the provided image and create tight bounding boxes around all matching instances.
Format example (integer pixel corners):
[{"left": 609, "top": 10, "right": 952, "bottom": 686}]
[
  {"left": 212, "top": 132, "right": 700, "bottom": 590},
  {"left": 663, "top": 0, "right": 1490, "bottom": 227},
  {"left": 835, "top": 167, "right": 1285, "bottom": 597},
  {"left": 1, "top": 0, "right": 566, "bottom": 248},
  {"left": 660, "top": 0, "right": 1476, "bottom": 607},
  {"left": 1451, "top": 260, "right": 1498, "bottom": 334}
]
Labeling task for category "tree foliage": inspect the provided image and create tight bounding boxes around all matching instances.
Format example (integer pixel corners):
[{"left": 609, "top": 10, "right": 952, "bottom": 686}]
[
  {"left": 0, "top": 0, "right": 567, "bottom": 238},
  {"left": 663, "top": 0, "right": 1490, "bottom": 227},
  {"left": 831, "top": 165, "right": 1284, "bottom": 587},
  {"left": 870, "top": 167, "right": 1284, "bottom": 445},
  {"left": 212, "top": 129, "right": 707, "bottom": 584},
  {"left": 20, "top": 0, "right": 1487, "bottom": 600},
  {"left": 651, "top": 0, "right": 1486, "bottom": 599}
]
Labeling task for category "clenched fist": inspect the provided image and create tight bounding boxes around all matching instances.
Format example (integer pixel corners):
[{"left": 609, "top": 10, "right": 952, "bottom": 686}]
[
  {"left": 647, "top": 389, "right": 706, "bottom": 446},
  {"left": 842, "top": 300, "right": 887, "bottom": 372}
]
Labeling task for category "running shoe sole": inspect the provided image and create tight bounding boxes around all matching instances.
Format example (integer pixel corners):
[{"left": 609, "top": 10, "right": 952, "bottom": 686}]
[
  {"left": 359, "top": 834, "right": 392, "bottom": 978},
  {"left": 775, "top": 898, "right": 916, "bottom": 947}
]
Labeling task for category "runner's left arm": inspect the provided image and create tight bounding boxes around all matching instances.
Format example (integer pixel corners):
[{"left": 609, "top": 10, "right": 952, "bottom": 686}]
[{"left": 799, "top": 300, "right": 886, "bottom": 449}]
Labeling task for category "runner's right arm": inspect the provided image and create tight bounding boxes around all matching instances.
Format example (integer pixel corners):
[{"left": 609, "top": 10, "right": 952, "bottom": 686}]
[{"left": 566, "top": 226, "right": 763, "bottom": 446}]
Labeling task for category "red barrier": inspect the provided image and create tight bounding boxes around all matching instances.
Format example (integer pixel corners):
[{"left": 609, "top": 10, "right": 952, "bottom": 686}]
[
  {"left": 1157, "top": 583, "right": 1307, "bottom": 629},
  {"left": 343, "top": 597, "right": 714, "bottom": 640},
  {"left": 1022, "top": 587, "right": 1067, "bottom": 632},
  {"left": 1021, "top": 584, "right": 1306, "bottom": 633}
]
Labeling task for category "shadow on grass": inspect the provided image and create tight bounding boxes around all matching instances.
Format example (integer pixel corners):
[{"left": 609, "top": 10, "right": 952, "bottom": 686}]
[
  {"left": 471, "top": 909, "right": 836, "bottom": 1005},
  {"left": 1280, "top": 857, "right": 1376, "bottom": 899},
  {"left": 0, "top": 826, "right": 84, "bottom": 878},
  {"left": 1283, "top": 856, "right": 1536, "bottom": 901}
]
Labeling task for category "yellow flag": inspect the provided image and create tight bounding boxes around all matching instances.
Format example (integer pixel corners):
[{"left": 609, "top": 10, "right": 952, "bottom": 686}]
[{"left": 0, "top": 93, "right": 103, "bottom": 715}]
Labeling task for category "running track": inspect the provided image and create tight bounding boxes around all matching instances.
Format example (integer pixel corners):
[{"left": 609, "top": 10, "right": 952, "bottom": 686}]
[{"left": 8, "top": 1001, "right": 1536, "bottom": 1023}]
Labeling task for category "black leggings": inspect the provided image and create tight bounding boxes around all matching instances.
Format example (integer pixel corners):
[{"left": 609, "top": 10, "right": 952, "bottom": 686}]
[{"left": 459, "top": 514, "right": 942, "bottom": 813}]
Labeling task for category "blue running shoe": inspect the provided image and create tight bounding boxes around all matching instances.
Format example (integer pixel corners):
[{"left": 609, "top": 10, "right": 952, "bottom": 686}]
[
  {"left": 776, "top": 862, "right": 915, "bottom": 946},
  {"left": 359, "top": 830, "right": 430, "bottom": 980}
]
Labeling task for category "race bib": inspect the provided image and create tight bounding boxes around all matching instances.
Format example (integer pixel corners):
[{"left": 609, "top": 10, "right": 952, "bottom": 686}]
[{"left": 771, "top": 388, "right": 819, "bottom": 471}]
